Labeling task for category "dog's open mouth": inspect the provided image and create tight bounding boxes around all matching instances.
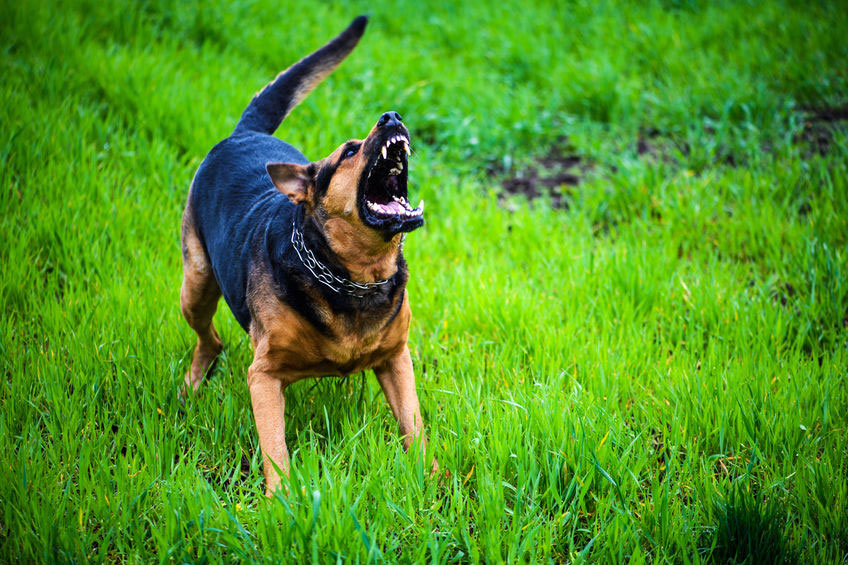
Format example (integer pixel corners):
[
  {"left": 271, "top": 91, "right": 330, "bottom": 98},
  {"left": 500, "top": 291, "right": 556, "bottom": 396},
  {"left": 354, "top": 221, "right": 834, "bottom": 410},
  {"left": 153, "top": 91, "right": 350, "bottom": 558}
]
[{"left": 359, "top": 134, "right": 424, "bottom": 234}]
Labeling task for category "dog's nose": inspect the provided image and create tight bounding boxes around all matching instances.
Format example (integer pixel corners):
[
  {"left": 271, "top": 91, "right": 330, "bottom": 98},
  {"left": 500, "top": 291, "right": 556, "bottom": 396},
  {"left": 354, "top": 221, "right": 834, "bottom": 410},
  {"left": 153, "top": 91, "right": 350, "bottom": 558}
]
[{"left": 378, "top": 111, "right": 403, "bottom": 128}]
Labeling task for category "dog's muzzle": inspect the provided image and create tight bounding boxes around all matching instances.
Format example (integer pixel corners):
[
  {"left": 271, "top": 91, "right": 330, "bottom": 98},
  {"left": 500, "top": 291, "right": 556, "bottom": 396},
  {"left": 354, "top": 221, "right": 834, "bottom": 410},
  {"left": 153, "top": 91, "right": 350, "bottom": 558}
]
[{"left": 358, "top": 112, "right": 424, "bottom": 235}]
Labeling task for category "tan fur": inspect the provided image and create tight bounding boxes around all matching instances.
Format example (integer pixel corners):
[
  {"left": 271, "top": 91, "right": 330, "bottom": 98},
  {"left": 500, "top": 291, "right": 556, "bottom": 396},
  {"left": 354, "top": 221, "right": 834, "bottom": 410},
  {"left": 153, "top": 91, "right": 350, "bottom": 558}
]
[
  {"left": 180, "top": 207, "right": 223, "bottom": 394},
  {"left": 315, "top": 140, "right": 405, "bottom": 282},
  {"left": 269, "top": 143, "right": 404, "bottom": 282},
  {"left": 249, "top": 270, "right": 410, "bottom": 379},
  {"left": 242, "top": 262, "right": 423, "bottom": 494},
  {"left": 182, "top": 123, "right": 435, "bottom": 496}
]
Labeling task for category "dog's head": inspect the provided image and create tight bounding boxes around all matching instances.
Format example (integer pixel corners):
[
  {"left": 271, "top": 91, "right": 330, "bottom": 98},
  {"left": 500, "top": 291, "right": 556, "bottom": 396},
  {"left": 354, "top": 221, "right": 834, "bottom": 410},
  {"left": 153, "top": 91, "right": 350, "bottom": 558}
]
[{"left": 266, "top": 111, "right": 424, "bottom": 240}]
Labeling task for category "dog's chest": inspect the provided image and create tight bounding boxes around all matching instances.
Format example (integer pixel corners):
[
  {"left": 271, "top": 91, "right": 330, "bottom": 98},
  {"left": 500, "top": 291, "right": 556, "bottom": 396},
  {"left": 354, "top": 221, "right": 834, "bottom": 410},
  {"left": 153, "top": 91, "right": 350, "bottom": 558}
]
[
  {"left": 319, "top": 325, "right": 391, "bottom": 373},
  {"left": 284, "top": 324, "right": 402, "bottom": 378},
  {"left": 259, "top": 299, "right": 409, "bottom": 380}
]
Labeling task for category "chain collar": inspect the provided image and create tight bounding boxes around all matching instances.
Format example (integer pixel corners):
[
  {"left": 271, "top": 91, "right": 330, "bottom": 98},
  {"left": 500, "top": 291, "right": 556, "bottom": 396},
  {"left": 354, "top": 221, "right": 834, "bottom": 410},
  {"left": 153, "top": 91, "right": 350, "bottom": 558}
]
[{"left": 290, "top": 220, "right": 394, "bottom": 298}]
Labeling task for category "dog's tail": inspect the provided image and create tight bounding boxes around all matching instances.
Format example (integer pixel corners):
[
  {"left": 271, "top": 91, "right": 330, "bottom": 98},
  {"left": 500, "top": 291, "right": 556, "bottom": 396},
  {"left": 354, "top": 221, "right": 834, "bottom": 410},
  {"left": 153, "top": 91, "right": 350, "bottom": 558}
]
[{"left": 233, "top": 16, "right": 368, "bottom": 135}]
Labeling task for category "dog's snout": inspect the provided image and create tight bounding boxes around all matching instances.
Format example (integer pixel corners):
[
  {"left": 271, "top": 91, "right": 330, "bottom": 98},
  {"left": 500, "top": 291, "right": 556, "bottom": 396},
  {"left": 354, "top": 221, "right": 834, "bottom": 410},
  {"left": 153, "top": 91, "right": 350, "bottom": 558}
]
[{"left": 378, "top": 111, "right": 403, "bottom": 128}]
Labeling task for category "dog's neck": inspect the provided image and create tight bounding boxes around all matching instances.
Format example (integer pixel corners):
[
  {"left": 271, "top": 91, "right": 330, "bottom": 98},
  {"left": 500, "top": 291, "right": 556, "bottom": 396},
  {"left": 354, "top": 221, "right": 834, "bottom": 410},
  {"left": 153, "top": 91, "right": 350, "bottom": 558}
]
[{"left": 302, "top": 214, "right": 402, "bottom": 284}]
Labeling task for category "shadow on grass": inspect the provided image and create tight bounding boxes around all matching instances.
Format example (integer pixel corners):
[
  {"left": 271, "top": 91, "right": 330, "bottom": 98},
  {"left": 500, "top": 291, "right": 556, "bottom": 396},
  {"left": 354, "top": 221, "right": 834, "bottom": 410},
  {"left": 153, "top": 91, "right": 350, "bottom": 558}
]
[{"left": 707, "top": 484, "right": 798, "bottom": 564}]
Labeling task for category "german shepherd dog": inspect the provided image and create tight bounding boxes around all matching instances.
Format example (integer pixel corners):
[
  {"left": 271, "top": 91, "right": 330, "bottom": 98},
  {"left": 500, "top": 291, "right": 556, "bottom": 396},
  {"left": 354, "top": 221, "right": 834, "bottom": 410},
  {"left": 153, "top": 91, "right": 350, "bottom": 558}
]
[{"left": 179, "top": 16, "right": 436, "bottom": 495}]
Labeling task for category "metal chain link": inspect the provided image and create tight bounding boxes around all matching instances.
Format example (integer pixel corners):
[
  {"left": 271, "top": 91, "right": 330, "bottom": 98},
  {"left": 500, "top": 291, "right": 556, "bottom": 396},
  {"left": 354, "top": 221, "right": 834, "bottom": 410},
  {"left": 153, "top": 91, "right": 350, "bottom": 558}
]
[{"left": 291, "top": 221, "right": 391, "bottom": 297}]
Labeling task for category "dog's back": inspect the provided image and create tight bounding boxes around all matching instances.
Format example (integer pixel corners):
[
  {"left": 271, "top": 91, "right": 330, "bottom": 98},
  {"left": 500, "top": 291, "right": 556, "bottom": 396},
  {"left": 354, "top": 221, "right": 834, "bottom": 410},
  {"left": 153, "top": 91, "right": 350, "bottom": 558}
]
[
  {"left": 187, "top": 135, "right": 302, "bottom": 328},
  {"left": 185, "top": 17, "right": 368, "bottom": 330}
]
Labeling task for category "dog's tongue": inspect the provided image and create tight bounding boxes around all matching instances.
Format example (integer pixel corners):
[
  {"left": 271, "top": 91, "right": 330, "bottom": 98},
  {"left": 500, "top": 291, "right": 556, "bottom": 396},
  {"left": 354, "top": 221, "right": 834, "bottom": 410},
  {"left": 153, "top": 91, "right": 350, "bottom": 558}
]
[{"left": 385, "top": 200, "right": 406, "bottom": 214}]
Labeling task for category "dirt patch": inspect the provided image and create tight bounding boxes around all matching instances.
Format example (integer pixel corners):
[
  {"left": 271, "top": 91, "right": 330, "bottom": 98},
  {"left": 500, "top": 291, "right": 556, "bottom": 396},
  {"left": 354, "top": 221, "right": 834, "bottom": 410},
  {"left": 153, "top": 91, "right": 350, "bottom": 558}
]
[
  {"left": 635, "top": 126, "right": 690, "bottom": 163},
  {"left": 497, "top": 103, "right": 846, "bottom": 209},
  {"left": 771, "top": 282, "right": 796, "bottom": 307},
  {"left": 498, "top": 145, "right": 587, "bottom": 210},
  {"left": 634, "top": 103, "right": 848, "bottom": 168},
  {"left": 796, "top": 103, "right": 848, "bottom": 157}
]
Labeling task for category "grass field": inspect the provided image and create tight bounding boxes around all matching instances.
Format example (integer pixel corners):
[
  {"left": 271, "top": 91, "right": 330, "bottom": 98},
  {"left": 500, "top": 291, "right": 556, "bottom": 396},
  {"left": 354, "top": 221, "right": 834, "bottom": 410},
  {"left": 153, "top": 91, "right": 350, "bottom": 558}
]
[{"left": 2, "top": 0, "right": 848, "bottom": 561}]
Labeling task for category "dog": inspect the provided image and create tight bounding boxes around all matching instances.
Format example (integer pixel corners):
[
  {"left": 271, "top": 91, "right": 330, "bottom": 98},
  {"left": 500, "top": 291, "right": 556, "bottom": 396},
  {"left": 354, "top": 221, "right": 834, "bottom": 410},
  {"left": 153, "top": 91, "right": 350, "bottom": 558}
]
[{"left": 180, "top": 16, "right": 436, "bottom": 495}]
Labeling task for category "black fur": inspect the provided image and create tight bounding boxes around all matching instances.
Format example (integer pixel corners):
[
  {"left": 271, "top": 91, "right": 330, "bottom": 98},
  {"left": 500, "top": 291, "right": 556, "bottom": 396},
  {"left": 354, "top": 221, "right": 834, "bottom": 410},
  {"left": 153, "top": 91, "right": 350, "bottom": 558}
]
[{"left": 188, "top": 16, "right": 408, "bottom": 335}]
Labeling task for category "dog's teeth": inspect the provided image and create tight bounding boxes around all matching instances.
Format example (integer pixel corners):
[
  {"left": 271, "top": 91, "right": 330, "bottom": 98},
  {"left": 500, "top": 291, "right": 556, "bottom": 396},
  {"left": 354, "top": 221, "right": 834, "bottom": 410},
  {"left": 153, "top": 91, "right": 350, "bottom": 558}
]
[
  {"left": 381, "top": 146, "right": 387, "bottom": 159},
  {"left": 403, "top": 142, "right": 410, "bottom": 155}
]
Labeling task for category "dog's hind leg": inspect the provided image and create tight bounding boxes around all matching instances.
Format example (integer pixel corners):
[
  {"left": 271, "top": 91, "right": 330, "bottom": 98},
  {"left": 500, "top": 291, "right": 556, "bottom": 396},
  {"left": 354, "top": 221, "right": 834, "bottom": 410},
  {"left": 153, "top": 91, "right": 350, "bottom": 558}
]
[{"left": 180, "top": 209, "right": 223, "bottom": 394}]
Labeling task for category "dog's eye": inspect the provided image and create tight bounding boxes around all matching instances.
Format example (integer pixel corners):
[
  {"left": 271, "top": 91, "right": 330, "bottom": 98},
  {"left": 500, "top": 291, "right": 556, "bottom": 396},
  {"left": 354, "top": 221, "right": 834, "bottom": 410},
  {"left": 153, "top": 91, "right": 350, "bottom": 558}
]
[{"left": 343, "top": 146, "right": 359, "bottom": 159}]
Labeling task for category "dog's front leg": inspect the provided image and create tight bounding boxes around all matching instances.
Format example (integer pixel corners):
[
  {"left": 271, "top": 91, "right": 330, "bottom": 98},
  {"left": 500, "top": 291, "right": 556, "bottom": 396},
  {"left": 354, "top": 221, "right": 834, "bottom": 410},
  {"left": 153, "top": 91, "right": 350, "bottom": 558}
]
[
  {"left": 247, "top": 362, "right": 289, "bottom": 496},
  {"left": 374, "top": 344, "right": 438, "bottom": 473}
]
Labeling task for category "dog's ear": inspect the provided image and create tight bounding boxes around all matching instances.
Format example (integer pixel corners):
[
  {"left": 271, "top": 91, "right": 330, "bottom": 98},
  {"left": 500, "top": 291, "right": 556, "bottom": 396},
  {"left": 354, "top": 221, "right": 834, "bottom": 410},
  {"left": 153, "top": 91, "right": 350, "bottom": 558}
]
[{"left": 266, "top": 162, "right": 315, "bottom": 204}]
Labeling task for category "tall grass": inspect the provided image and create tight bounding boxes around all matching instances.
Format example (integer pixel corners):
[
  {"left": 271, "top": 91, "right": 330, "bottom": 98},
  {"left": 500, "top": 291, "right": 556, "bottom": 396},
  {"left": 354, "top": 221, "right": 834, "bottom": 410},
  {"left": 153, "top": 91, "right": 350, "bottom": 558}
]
[{"left": 1, "top": 0, "right": 847, "bottom": 561}]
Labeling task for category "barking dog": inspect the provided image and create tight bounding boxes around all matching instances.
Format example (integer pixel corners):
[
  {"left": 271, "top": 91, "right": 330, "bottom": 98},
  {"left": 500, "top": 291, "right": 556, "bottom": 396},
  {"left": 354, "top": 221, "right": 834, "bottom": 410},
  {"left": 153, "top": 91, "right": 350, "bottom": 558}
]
[{"left": 180, "top": 16, "right": 435, "bottom": 495}]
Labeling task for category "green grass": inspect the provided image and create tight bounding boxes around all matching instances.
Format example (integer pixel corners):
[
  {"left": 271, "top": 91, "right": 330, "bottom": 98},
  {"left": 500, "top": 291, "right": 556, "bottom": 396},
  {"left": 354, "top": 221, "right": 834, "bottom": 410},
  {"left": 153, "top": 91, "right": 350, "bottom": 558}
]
[{"left": 2, "top": 0, "right": 847, "bottom": 561}]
